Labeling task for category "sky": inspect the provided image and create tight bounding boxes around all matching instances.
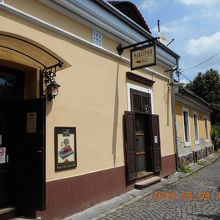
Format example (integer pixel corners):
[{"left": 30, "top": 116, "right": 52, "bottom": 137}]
[{"left": 129, "top": 0, "right": 220, "bottom": 83}]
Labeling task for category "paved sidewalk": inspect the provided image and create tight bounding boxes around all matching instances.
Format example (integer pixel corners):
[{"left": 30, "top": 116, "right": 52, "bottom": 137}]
[{"left": 66, "top": 152, "right": 220, "bottom": 220}]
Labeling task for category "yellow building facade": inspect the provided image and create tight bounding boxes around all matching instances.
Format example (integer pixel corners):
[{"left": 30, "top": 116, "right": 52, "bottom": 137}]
[
  {"left": 175, "top": 87, "right": 213, "bottom": 166},
  {"left": 0, "top": 0, "right": 179, "bottom": 219}
]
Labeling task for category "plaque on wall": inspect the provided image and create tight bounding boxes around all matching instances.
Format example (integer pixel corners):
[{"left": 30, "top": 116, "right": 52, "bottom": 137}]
[{"left": 55, "top": 127, "right": 77, "bottom": 171}]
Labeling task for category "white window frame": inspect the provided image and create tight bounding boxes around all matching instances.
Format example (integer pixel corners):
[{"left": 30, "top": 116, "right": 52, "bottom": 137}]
[
  {"left": 182, "top": 107, "right": 191, "bottom": 146},
  {"left": 127, "top": 83, "right": 154, "bottom": 113},
  {"left": 193, "top": 111, "right": 199, "bottom": 145},
  {"left": 204, "top": 115, "right": 209, "bottom": 142}
]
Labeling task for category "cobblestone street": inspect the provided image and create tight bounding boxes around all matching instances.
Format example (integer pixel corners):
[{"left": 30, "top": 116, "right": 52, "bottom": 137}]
[{"left": 96, "top": 158, "right": 220, "bottom": 220}]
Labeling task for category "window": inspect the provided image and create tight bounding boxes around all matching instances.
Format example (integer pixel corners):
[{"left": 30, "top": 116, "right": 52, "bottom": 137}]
[
  {"left": 182, "top": 108, "right": 190, "bottom": 146},
  {"left": 193, "top": 112, "right": 199, "bottom": 144},
  {"left": 204, "top": 115, "right": 209, "bottom": 140},
  {"left": 127, "top": 83, "right": 153, "bottom": 113},
  {"left": 92, "top": 30, "right": 103, "bottom": 47},
  {"left": 130, "top": 89, "right": 151, "bottom": 113}
]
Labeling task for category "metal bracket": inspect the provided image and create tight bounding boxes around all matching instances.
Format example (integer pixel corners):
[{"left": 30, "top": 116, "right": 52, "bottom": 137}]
[
  {"left": 116, "top": 37, "right": 159, "bottom": 55},
  {"left": 42, "top": 62, "right": 62, "bottom": 86}
]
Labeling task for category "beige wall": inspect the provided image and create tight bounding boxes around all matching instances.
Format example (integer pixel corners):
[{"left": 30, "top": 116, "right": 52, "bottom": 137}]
[
  {"left": 176, "top": 101, "right": 212, "bottom": 152},
  {"left": 0, "top": 2, "right": 175, "bottom": 182}
]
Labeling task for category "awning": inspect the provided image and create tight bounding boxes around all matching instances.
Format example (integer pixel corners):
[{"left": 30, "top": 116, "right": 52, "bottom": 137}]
[{"left": 0, "top": 32, "right": 69, "bottom": 70}]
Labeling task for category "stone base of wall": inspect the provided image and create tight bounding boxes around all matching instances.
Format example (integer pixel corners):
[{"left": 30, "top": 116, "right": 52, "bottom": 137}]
[{"left": 179, "top": 145, "right": 214, "bottom": 167}]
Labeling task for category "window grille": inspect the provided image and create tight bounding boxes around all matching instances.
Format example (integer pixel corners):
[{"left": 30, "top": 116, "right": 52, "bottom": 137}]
[{"left": 92, "top": 30, "right": 103, "bottom": 47}]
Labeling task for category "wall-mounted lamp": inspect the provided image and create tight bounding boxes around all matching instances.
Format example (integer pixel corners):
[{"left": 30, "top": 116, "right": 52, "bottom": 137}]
[
  {"left": 47, "top": 80, "right": 60, "bottom": 101},
  {"left": 42, "top": 62, "right": 62, "bottom": 101}
]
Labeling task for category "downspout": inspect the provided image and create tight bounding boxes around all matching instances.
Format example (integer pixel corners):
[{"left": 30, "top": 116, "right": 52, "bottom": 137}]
[{"left": 171, "top": 59, "right": 180, "bottom": 171}]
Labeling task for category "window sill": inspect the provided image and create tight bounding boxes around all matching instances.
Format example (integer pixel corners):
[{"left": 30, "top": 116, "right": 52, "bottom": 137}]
[{"left": 184, "top": 143, "right": 191, "bottom": 148}]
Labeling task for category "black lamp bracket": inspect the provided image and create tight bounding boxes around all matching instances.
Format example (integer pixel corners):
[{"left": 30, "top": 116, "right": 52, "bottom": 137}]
[
  {"left": 42, "top": 62, "right": 63, "bottom": 86},
  {"left": 116, "top": 37, "right": 159, "bottom": 55}
]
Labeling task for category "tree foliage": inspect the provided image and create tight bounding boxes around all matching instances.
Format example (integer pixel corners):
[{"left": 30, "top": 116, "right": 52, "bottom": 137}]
[{"left": 186, "top": 68, "right": 220, "bottom": 123}]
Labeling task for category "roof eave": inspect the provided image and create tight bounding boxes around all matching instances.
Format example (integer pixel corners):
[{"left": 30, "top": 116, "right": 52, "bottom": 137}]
[{"left": 95, "top": 0, "right": 180, "bottom": 60}]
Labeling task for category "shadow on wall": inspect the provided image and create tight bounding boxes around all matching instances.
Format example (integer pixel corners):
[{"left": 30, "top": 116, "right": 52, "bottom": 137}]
[
  {"left": 112, "top": 63, "right": 119, "bottom": 167},
  {"left": 46, "top": 99, "right": 53, "bottom": 116}
]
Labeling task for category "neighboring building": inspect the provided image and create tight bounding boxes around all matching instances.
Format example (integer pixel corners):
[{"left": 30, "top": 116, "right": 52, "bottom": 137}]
[
  {"left": 175, "top": 86, "right": 213, "bottom": 167},
  {"left": 0, "top": 0, "right": 179, "bottom": 219}
]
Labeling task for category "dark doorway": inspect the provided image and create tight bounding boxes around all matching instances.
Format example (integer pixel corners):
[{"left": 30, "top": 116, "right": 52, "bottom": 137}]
[
  {"left": 0, "top": 67, "right": 24, "bottom": 208},
  {"left": 135, "top": 114, "right": 148, "bottom": 175},
  {"left": 131, "top": 89, "right": 152, "bottom": 177},
  {"left": 0, "top": 66, "right": 45, "bottom": 217}
]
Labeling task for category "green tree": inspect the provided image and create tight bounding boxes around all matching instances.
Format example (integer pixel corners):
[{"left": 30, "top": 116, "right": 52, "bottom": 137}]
[{"left": 186, "top": 68, "right": 220, "bottom": 123}]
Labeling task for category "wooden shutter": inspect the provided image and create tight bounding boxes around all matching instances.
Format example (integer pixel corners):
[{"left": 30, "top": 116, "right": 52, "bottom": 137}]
[
  {"left": 124, "top": 111, "right": 137, "bottom": 181},
  {"left": 147, "top": 114, "right": 161, "bottom": 172}
]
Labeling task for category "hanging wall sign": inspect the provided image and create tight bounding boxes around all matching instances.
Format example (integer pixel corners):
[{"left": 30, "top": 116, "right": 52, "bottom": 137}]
[
  {"left": 55, "top": 127, "right": 77, "bottom": 171},
  {"left": 130, "top": 43, "right": 156, "bottom": 70}
]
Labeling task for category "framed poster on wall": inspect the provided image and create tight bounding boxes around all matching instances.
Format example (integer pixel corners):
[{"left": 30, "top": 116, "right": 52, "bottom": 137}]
[{"left": 55, "top": 127, "right": 77, "bottom": 171}]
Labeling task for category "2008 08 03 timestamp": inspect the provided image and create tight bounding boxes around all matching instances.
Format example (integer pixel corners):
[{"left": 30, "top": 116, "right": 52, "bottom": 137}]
[{"left": 152, "top": 191, "right": 220, "bottom": 201}]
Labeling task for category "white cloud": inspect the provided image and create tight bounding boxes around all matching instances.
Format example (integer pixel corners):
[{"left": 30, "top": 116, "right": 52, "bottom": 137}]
[
  {"left": 180, "top": 32, "right": 220, "bottom": 75},
  {"left": 186, "top": 31, "right": 220, "bottom": 56},
  {"left": 175, "top": 0, "right": 220, "bottom": 7},
  {"left": 140, "top": 0, "right": 159, "bottom": 12}
]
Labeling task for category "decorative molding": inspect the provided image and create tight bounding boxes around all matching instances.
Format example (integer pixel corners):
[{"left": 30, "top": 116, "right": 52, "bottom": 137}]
[
  {"left": 126, "top": 72, "right": 155, "bottom": 86},
  {"left": 0, "top": 1, "right": 176, "bottom": 79}
]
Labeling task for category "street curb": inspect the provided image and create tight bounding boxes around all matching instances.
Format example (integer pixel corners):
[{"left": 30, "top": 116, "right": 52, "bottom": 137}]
[{"left": 66, "top": 153, "right": 219, "bottom": 220}]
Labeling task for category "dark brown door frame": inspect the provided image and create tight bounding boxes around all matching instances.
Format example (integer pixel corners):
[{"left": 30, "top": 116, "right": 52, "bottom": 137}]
[{"left": 124, "top": 88, "right": 161, "bottom": 181}]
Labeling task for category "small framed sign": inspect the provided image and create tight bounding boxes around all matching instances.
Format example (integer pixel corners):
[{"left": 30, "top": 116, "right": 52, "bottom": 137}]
[
  {"left": 55, "top": 127, "right": 77, "bottom": 171},
  {"left": 130, "top": 43, "right": 156, "bottom": 70}
]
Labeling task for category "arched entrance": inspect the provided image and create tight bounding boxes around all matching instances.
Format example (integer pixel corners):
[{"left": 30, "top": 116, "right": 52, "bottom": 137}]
[{"left": 0, "top": 32, "right": 68, "bottom": 218}]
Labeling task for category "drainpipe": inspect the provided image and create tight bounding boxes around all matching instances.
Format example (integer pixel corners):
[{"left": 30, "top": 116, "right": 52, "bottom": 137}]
[{"left": 171, "top": 59, "right": 180, "bottom": 171}]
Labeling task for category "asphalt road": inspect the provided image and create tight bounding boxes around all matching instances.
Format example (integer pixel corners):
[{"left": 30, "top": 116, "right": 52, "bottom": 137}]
[{"left": 98, "top": 158, "right": 220, "bottom": 220}]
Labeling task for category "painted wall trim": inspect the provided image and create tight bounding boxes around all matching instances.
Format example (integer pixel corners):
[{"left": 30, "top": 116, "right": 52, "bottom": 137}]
[
  {"left": 127, "top": 82, "right": 154, "bottom": 113},
  {"left": 0, "top": 2, "right": 171, "bottom": 81}
]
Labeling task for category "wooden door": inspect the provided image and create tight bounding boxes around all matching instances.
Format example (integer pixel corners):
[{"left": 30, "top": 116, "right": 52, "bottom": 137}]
[
  {"left": 146, "top": 114, "right": 161, "bottom": 172},
  {"left": 16, "top": 99, "right": 46, "bottom": 211}
]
